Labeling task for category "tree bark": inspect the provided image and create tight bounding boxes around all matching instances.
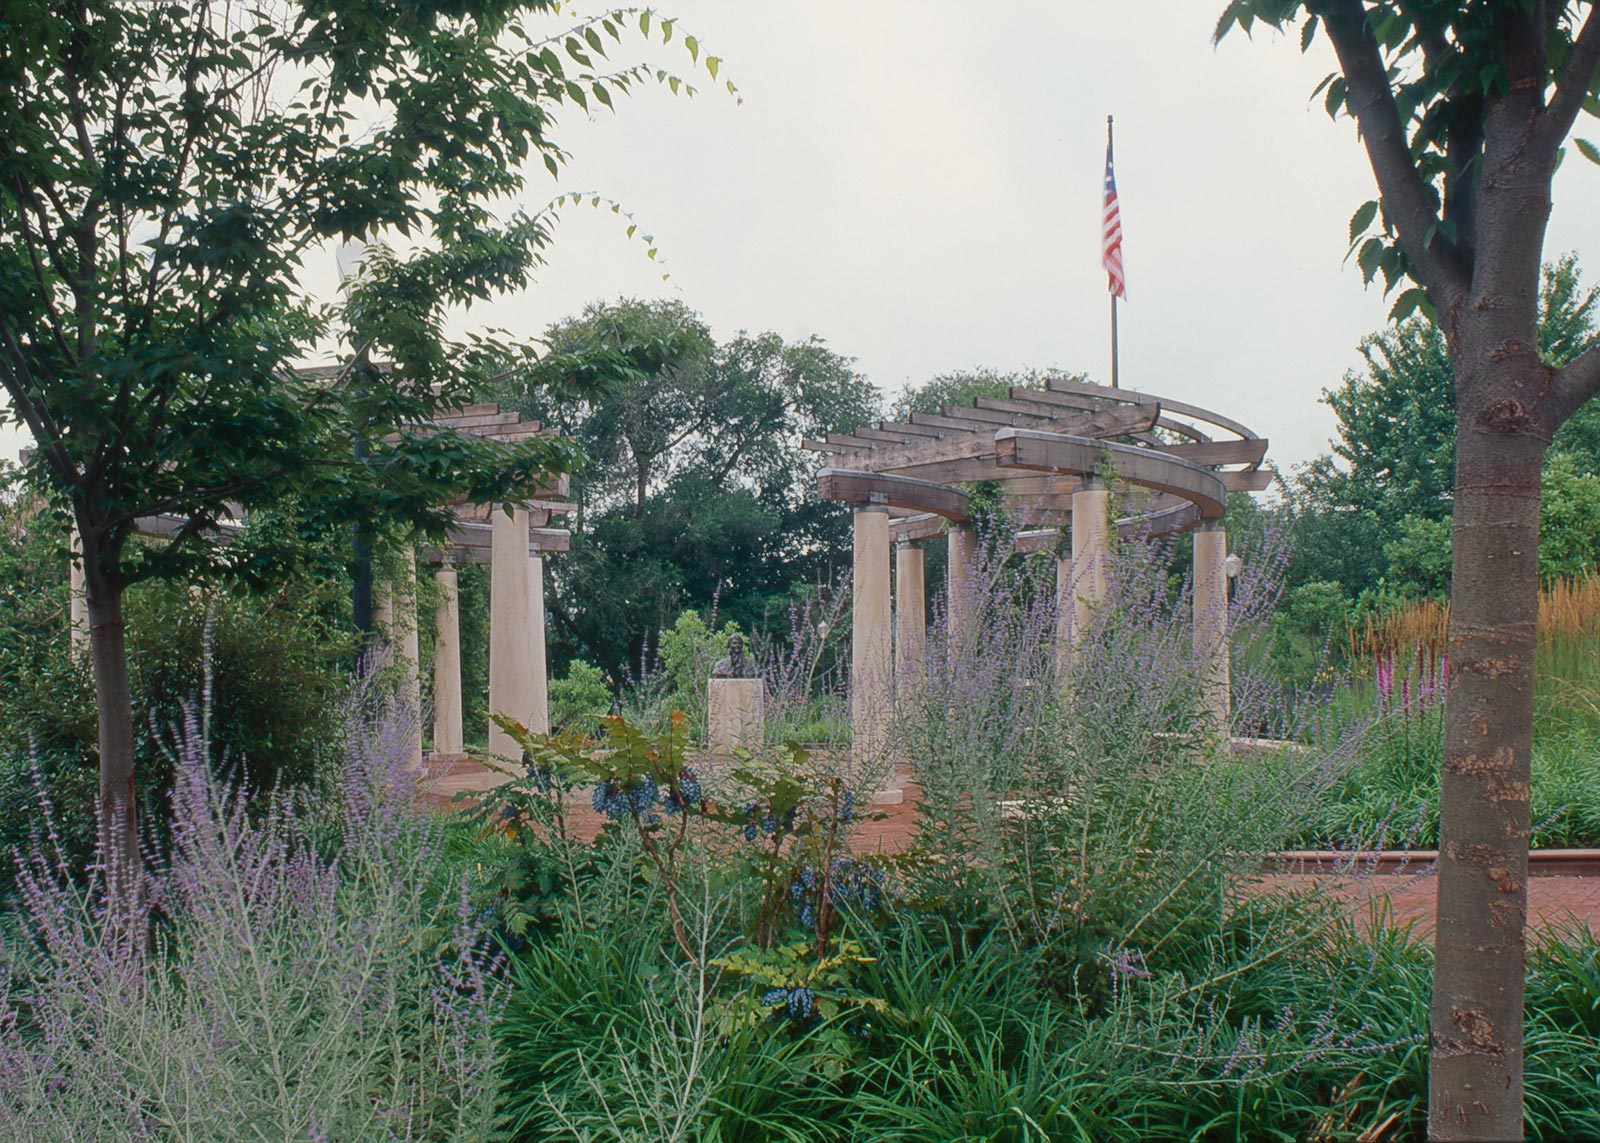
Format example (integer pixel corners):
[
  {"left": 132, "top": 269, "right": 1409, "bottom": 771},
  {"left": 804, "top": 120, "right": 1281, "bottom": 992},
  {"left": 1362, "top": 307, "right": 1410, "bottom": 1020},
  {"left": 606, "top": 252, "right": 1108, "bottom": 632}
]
[
  {"left": 1429, "top": 378, "right": 1544, "bottom": 1141},
  {"left": 82, "top": 554, "right": 140, "bottom": 899}
]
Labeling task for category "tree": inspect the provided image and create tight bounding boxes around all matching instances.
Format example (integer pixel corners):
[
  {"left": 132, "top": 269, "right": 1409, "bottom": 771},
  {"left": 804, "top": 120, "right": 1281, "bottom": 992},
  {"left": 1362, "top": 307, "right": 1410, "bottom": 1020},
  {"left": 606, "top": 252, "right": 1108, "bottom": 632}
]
[
  {"left": 1219, "top": 5, "right": 1600, "bottom": 1135},
  {"left": 888, "top": 365, "right": 1087, "bottom": 422},
  {"left": 0, "top": 1, "right": 724, "bottom": 887},
  {"left": 501, "top": 298, "right": 880, "bottom": 679},
  {"left": 1291, "top": 256, "right": 1600, "bottom": 597}
]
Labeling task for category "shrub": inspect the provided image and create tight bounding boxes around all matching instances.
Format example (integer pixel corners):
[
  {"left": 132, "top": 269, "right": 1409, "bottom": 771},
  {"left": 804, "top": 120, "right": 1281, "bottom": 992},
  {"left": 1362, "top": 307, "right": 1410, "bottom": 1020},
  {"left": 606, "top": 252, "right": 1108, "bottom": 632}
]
[{"left": 0, "top": 695, "right": 502, "bottom": 1142}]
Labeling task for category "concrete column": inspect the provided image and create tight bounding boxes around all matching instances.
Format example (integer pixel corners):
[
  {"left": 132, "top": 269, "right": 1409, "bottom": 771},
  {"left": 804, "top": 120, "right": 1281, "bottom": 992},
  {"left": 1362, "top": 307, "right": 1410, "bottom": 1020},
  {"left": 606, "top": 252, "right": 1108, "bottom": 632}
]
[
  {"left": 375, "top": 553, "right": 424, "bottom": 769},
  {"left": 1054, "top": 550, "right": 1074, "bottom": 677},
  {"left": 894, "top": 539, "right": 926, "bottom": 690},
  {"left": 488, "top": 506, "right": 533, "bottom": 759},
  {"left": 68, "top": 524, "right": 88, "bottom": 653},
  {"left": 851, "top": 504, "right": 893, "bottom": 766},
  {"left": 527, "top": 550, "right": 550, "bottom": 736},
  {"left": 1070, "top": 476, "right": 1111, "bottom": 638},
  {"left": 946, "top": 523, "right": 977, "bottom": 648},
  {"left": 432, "top": 566, "right": 464, "bottom": 757},
  {"left": 1193, "top": 519, "right": 1231, "bottom": 731}
]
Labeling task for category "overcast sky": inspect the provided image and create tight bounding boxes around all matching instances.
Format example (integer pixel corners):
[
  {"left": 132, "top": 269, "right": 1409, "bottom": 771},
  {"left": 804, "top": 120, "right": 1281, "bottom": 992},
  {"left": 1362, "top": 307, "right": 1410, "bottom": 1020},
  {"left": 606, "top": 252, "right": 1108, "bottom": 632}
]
[{"left": 5, "top": 2, "right": 1599, "bottom": 476}]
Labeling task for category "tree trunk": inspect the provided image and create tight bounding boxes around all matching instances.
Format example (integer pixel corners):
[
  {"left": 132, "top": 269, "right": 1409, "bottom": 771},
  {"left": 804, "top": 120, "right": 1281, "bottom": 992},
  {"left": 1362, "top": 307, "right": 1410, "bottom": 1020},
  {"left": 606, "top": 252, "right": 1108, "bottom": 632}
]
[
  {"left": 1428, "top": 393, "right": 1543, "bottom": 1140},
  {"left": 83, "top": 560, "right": 140, "bottom": 899}
]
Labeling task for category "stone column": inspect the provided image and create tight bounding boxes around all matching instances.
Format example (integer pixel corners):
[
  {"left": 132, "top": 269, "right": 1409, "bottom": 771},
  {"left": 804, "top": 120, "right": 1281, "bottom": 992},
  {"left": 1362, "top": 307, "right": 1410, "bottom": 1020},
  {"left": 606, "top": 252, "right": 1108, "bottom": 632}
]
[
  {"left": 894, "top": 538, "right": 926, "bottom": 690},
  {"left": 1193, "top": 519, "right": 1231, "bottom": 731},
  {"left": 432, "top": 565, "right": 464, "bottom": 758},
  {"left": 851, "top": 503, "right": 892, "bottom": 766},
  {"left": 488, "top": 506, "right": 533, "bottom": 759},
  {"left": 375, "top": 553, "right": 424, "bottom": 769},
  {"left": 1070, "top": 476, "right": 1111, "bottom": 637},
  {"left": 946, "top": 523, "right": 977, "bottom": 648},
  {"left": 68, "top": 524, "right": 88, "bottom": 653},
  {"left": 527, "top": 549, "right": 550, "bottom": 736},
  {"left": 1054, "top": 548, "right": 1074, "bottom": 677}
]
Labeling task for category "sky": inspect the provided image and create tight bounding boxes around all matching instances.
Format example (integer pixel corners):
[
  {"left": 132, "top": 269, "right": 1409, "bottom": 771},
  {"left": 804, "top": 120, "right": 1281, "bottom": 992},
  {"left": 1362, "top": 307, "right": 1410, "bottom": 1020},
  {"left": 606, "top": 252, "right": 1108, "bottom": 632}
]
[{"left": 5, "top": 1, "right": 1600, "bottom": 477}]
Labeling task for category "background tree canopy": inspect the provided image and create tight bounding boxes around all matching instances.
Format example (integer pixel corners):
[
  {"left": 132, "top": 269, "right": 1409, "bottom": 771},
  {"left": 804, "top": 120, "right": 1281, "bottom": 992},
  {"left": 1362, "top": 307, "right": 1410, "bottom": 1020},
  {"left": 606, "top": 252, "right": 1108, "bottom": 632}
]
[{"left": 496, "top": 297, "right": 881, "bottom": 682}]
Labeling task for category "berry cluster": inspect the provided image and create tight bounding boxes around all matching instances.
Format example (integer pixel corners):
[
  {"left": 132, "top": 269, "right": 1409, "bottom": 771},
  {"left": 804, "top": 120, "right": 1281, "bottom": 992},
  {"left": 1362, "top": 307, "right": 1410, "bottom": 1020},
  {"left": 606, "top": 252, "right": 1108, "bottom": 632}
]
[
  {"left": 523, "top": 760, "right": 554, "bottom": 794},
  {"left": 661, "top": 767, "right": 702, "bottom": 814},
  {"left": 831, "top": 857, "right": 887, "bottom": 912},
  {"left": 761, "top": 985, "right": 816, "bottom": 1023},
  {"left": 591, "top": 769, "right": 704, "bottom": 820},
  {"left": 739, "top": 800, "right": 796, "bottom": 842},
  {"left": 789, "top": 857, "right": 888, "bottom": 930}
]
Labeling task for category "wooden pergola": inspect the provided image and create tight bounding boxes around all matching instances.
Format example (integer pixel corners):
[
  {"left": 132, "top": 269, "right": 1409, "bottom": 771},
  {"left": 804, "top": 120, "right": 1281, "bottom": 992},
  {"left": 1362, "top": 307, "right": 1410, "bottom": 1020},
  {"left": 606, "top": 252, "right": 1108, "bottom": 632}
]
[
  {"left": 68, "top": 397, "right": 574, "bottom": 766},
  {"left": 803, "top": 377, "right": 1270, "bottom": 757}
]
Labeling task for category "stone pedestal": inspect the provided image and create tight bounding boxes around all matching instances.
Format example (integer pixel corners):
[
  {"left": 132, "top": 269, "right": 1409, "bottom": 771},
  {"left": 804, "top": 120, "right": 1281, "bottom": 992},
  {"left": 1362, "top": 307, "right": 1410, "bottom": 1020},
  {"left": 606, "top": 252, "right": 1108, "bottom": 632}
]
[
  {"left": 432, "top": 566, "right": 464, "bottom": 757},
  {"left": 707, "top": 677, "right": 764, "bottom": 758},
  {"left": 1192, "top": 520, "right": 1231, "bottom": 730}
]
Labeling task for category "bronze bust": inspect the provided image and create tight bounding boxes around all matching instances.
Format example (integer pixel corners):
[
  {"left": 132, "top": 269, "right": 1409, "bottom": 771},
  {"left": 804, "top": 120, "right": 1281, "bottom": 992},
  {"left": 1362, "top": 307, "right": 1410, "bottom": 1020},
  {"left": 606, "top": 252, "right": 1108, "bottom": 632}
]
[{"left": 711, "top": 632, "right": 756, "bottom": 679}]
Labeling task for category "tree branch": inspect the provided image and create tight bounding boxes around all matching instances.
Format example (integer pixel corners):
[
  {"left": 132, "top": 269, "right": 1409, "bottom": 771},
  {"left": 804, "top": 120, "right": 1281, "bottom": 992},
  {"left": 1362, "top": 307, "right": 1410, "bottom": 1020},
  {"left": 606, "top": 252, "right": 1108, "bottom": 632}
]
[
  {"left": 1551, "top": 337, "right": 1600, "bottom": 423},
  {"left": 1537, "top": 4, "right": 1600, "bottom": 157},
  {"left": 1316, "top": 0, "right": 1473, "bottom": 304}
]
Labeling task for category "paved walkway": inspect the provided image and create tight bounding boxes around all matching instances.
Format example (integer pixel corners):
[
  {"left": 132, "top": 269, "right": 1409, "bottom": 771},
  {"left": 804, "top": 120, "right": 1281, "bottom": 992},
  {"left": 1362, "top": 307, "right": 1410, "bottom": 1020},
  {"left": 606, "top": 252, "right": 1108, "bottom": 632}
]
[{"left": 422, "top": 756, "right": 1600, "bottom": 938}]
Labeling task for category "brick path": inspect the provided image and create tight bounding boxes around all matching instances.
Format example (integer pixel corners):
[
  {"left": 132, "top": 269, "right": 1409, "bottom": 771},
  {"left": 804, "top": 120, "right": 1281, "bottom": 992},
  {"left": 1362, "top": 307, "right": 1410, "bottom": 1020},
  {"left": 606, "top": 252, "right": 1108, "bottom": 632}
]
[{"left": 423, "top": 756, "right": 1600, "bottom": 938}]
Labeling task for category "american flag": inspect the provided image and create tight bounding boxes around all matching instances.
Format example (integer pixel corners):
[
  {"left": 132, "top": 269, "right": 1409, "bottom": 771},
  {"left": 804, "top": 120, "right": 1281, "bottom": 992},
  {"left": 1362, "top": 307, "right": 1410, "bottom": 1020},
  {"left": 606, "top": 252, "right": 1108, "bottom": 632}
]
[{"left": 1102, "top": 138, "right": 1126, "bottom": 299}]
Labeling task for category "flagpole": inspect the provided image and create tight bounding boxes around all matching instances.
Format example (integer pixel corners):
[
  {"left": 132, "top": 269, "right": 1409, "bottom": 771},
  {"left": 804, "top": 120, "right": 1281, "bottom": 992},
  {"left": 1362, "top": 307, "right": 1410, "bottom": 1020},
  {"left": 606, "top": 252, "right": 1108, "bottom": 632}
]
[{"left": 1107, "top": 114, "right": 1119, "bottom": 389}]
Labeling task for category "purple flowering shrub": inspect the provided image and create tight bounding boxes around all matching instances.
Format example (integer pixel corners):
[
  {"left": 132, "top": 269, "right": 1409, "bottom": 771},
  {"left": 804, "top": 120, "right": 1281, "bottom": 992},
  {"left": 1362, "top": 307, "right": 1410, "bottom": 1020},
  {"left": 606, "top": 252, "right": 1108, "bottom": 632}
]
[
  {"left": 894, "top": 521, "right": 1352, "bottom": 994},
  {"left": 0, "top": 695, "right": 503, "bottom": 1143}
]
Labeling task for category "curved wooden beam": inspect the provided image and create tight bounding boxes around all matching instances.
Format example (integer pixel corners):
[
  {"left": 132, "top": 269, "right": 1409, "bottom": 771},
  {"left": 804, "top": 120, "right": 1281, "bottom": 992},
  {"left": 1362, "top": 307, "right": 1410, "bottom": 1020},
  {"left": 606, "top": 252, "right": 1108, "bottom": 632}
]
[
  {"left": 889, "top": 512, "right": 947, "bottom": 543},
  {"left": 993, "top": 428, "right": 1228, "bottom": 518},
  {"left": 817, "top": 468, "right": 971, "bottom": 522}
]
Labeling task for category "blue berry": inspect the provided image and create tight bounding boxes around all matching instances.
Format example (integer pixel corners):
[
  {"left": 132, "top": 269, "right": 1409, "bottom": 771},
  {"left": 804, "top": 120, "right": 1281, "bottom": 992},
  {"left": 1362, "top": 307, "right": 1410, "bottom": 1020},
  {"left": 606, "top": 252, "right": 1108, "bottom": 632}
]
[
  {"left": 678, "top": 771, "right": 702, "bottom": 807},
  {"left": 742, "top": 821, "right": 758, "bottom": 842},
  {"left": 760, "top": 813, "right": 777, "bottom": 836},
  {"left": 786, "top": 987, "right": 815, "bottom": 1021},
  {"left": 631, "top": 776, "right": 658, "bottom": 815},
  {"left": 762, "top": 987, "right": 787, "bottom": 1007}
]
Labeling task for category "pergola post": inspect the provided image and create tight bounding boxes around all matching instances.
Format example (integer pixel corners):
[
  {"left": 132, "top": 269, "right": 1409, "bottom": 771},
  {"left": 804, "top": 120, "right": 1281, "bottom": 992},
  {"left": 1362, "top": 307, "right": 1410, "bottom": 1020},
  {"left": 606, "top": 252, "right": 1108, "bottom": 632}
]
[
  {"left": 894, "top": 537, "right": 926, "bottom": 690},
  {"left": 527, "top": 547, "right": 550, "bottom": 736},
  {"left": 1192, "top": 519, "right": 1231, "bottom": 730},
  {"left": 432, "top": 564, "right": 464, "bottom": 757},
  {"left": 851, "top": 502, "right": 893, "bottom": 766},
  {"left": 1054, "top": 548, "right": 1074, "bottom": 677},
  {"left": 1070, "top": 475, "right": 1111, "bottom": 638},
  {"left": 375, "top": 551, "right": 424, "bottom": 769},
  {"left": 946, "top": 522, "right": 977, "bottom": 648},
  {"left": 68, "top": 524, "right": 88, "bottom": 653},
  {"left": 488, "top": 505, "right": 533, "bottom": 758}
]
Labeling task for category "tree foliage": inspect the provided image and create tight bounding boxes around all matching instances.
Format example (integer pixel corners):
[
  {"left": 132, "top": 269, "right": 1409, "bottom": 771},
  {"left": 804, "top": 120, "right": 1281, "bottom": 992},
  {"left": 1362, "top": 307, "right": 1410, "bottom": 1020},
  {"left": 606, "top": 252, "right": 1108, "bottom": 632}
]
[
  {"left": 499, "top": 297, "right": 880, "bottom": 680},
  {"left": 0, "top": 0, "right": 729, "bottom": 870}
]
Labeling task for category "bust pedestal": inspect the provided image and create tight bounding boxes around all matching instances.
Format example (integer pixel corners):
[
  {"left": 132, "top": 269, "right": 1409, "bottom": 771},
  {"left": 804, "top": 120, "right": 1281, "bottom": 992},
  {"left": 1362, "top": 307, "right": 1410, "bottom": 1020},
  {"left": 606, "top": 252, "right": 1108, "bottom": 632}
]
[{"left": 706, "top": 677, "right": 764, "bottom": 758}]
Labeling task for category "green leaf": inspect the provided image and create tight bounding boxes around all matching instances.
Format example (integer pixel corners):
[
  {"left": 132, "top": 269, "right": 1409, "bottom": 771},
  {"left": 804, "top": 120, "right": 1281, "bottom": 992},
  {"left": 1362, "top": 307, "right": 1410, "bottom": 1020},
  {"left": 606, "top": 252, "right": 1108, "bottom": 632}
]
[
  {"left": 1300, "top": 14, "right": 1318, "bottom": 53},
  {"left": 1582, "top": 95, "right": 1600, "bottom": 119},
  {"left": 1325, "top": 76, "right": 1347, "bottom": 120},
  {"left": 685, "top": 34, "right": 699, "bottom": 63},
  {"left": 1348, "top": 199, "right": 1379, "bottom": 244},
  {"left": 1388, "top": 287, "right": 1431, "bottom": 323},
  {"left": 1357, "top": 237, "right": 1383, "bottom": 285},
  {"left": 1576, "top": 138, "right": 1600, "bottom": 166}
]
